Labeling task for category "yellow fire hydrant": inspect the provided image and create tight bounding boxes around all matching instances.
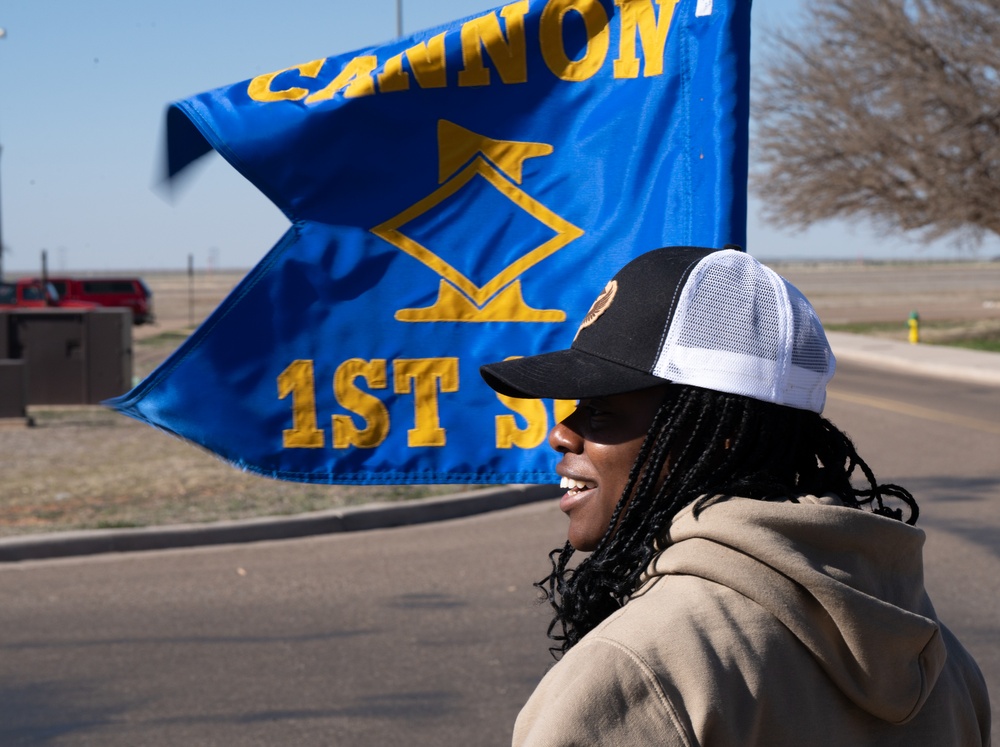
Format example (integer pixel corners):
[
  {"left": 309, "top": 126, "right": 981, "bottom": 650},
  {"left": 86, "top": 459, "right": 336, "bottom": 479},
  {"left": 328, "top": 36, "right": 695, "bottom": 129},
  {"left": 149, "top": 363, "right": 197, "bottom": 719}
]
[{"left": 908, "top": 311, "right": 920, "bottom": 344}]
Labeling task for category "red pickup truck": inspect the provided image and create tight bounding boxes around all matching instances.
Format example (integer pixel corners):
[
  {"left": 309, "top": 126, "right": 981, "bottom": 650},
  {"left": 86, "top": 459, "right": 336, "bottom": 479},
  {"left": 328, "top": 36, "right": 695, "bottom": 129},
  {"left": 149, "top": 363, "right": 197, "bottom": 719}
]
[
  {"left": 35, "top": 277, "right": 154, "bottom": 325},
  {"left": 0, "top": 280, "right": 99, "bottom": 310}
]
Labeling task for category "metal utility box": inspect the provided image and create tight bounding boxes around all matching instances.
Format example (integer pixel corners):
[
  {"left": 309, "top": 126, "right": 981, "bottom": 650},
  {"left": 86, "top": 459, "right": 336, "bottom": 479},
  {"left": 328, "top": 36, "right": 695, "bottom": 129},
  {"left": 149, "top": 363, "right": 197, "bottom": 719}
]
[
  {"left": 1, "top": 309, "right": 133, "bottom": 405},
  {"left": 0, "top": 359, "right": 28, "bottom": 418},
  {"left": 81, "top": 310, "right": 134, "bottom": 403},
  {"left": 0, "top": 314, "right": 8, "bottom": 357}
]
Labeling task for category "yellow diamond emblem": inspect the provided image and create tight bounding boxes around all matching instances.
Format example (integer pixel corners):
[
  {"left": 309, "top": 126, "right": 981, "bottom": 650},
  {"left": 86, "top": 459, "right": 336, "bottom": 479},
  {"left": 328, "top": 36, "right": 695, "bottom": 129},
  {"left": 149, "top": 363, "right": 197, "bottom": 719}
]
[{"left": 371, "top": 120, "right": 584, "bottom": 322}]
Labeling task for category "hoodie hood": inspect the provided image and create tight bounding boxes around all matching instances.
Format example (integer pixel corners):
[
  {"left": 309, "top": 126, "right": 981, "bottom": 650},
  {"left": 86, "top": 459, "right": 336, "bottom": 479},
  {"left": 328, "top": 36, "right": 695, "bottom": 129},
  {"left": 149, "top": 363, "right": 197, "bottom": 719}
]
[{"left": 632, "top": 496, "right": 947, "bottom": 724}]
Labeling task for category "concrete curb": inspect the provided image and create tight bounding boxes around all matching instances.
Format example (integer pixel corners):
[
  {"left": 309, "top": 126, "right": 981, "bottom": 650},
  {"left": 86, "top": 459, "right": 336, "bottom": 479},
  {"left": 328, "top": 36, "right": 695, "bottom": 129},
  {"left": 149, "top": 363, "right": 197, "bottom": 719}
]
[{"left": 0, "top": 484, "right": 561, "bottom": 563}]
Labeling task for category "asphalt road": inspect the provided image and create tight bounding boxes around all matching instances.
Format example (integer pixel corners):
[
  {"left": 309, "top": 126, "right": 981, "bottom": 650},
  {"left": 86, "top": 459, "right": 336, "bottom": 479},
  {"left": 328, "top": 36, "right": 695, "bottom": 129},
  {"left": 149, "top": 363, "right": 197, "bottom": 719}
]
[{"left": 0, "top": 360, "right": 997, "bottom": 746}]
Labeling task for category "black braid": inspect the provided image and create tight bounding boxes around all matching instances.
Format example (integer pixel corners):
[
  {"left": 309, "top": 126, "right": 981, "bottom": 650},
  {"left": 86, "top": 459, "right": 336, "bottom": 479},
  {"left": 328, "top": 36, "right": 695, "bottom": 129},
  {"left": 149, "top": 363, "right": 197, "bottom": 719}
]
[{"left": 537, "top": 384, "right": 918, "bottom": 657}]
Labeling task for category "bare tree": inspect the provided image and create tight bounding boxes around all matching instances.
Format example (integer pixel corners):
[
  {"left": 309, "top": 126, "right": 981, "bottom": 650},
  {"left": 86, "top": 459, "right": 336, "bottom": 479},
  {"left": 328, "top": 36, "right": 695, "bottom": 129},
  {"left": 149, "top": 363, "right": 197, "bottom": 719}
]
[{"left": 752, "top": 0, "right": 1000, "bottom": 246}]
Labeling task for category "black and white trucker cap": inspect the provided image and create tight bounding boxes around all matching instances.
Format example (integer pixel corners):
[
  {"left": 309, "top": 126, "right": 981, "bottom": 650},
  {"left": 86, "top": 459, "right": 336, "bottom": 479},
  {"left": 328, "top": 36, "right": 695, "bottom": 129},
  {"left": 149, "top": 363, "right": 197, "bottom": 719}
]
[{"left": 479, "top": 247, "right": 836, "bottom": 413}]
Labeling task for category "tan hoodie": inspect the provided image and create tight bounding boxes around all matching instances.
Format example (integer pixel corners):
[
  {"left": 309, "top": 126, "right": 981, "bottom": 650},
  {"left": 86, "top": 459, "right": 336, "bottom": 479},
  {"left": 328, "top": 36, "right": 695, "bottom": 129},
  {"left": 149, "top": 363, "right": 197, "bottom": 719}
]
[{"left": 514, "top": 496, "right": 991, "bottom": 746}]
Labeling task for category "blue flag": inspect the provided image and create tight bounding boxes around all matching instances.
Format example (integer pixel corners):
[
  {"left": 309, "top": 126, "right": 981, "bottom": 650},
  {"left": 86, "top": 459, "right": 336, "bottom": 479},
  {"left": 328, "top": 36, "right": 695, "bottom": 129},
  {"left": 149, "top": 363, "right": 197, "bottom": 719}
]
[{"left": 109, "top": 0, "right": 750, "bottom": 485}]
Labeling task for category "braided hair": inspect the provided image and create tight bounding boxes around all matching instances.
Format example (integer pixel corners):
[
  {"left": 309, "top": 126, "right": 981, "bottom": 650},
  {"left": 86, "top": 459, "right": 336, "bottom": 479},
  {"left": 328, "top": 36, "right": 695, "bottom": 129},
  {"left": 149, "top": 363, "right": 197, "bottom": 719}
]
[{"left": 538, "top": 383, "right": 918, "bottom": 656}]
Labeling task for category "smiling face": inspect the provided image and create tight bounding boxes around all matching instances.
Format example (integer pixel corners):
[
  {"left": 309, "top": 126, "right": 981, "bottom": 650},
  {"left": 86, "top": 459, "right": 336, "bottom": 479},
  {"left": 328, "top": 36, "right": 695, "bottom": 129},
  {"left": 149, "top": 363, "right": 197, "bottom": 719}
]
[{"left": 549, "top": 386, "right": 670, "bottom": 552}]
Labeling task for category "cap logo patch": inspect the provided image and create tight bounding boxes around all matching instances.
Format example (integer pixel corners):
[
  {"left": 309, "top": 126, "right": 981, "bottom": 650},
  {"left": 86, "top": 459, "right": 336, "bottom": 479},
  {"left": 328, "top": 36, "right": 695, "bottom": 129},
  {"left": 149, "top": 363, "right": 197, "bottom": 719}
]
[{"left": 575, "top": 280, "right": 617, "bottom": 340}]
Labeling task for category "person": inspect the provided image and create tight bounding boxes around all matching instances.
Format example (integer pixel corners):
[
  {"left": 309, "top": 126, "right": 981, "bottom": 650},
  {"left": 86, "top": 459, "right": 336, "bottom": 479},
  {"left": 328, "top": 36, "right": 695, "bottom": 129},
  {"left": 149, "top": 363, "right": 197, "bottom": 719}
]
[{"left": 480, "top": 247, "right": 991, "bottom": 746}]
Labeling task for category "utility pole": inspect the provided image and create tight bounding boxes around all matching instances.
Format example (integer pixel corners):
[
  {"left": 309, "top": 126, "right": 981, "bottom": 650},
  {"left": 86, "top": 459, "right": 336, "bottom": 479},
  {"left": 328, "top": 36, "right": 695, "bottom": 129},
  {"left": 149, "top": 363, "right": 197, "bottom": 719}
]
[
  {"left": 0, "top": 27, "right": 7, "bottom": 283},
  {"left": 0, "top": 144, "right": 5, "bottom": 283},
  {"left": 188, "top": 253, "right": 195, "bottom": 328}
]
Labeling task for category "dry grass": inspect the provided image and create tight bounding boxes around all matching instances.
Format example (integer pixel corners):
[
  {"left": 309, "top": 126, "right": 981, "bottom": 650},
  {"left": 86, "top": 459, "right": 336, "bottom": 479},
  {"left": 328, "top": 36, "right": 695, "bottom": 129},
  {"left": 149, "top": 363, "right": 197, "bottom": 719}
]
[{"left": 0, "top": 408, "right": 476, "bottom": 536}]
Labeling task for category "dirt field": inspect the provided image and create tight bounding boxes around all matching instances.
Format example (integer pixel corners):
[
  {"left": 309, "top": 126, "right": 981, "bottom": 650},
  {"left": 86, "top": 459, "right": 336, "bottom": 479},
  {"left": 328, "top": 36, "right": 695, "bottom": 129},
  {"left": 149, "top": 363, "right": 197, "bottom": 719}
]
[{"left": 2, "top": 260, "right": 999, "bottom": 536}]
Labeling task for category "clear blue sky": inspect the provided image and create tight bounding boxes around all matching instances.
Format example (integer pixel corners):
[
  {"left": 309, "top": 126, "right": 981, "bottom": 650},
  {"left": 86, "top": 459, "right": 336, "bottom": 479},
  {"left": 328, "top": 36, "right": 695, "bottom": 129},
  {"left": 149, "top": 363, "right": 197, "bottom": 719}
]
[{"left": 1, "top": 0, "right": 995, "bottom": 273}]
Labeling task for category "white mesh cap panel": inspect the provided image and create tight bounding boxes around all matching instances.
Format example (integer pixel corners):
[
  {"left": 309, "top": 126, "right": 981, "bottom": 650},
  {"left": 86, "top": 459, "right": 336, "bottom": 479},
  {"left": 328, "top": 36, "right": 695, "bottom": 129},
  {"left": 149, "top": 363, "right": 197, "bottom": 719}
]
[
  {"left": 785, "top": 283, "right": 836, "bottom": 411},
  {"left": 652, "top": 250, "right": 834, "bottom": 413}
]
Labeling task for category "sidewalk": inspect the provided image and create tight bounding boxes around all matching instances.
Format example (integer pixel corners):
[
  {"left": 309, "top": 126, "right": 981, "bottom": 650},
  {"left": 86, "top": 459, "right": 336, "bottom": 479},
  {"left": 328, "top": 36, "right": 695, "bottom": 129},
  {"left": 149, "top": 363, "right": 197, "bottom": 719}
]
[
  {"left": 827, "top": 332, "right": 1000, "bottom": 388},
  {"left": 3, "top": 335, "right": 998, "bottom": 563}
]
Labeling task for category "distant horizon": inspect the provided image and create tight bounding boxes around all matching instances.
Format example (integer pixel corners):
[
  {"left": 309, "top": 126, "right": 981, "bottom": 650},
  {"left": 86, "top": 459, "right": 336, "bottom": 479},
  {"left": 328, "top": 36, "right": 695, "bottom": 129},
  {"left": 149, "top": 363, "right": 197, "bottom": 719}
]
[{"left": 6, "top": 253, "right": 999, "bottom": 280}]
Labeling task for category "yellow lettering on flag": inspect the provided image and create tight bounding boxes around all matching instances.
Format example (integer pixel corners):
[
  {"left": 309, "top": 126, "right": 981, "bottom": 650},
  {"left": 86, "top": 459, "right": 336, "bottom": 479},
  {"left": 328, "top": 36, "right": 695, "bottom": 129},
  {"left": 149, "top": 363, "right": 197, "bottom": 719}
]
[
  {"left": 333, "top": 359, "right": 390, "bottom": 449},
  {"left": 459, "top": 1, "right": 530, "bottom": 87},
  {"left": 496, "top": 393, "right": 549, "bottom": 449},
  {"left": 248, "top": 59, "right": 326, "bottom": 102},
  {"left": 393, "top": 358, "right": 459, "bottom": 447},
  {"left": 278, "top": 359, "right": 326, "bottom": 448},
  {"left": 378, "top": 33, "right": 449, "bottom": 92},
  {"left": 305, "top": 55, "right": 379, "bottom": 103},
  {"left": 540, "top": 0, "right": 611, "bottom": 82},
  {"left": 614, "top": 0, "right": 678, "bottom": 78}
]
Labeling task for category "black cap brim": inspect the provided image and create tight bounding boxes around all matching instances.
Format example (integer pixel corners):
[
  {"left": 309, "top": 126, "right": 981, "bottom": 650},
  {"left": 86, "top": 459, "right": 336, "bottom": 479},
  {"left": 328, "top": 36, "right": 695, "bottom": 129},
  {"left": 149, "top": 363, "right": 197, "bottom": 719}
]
[{"left": 480, "top": 349, "right": 668, "bottom": 400}]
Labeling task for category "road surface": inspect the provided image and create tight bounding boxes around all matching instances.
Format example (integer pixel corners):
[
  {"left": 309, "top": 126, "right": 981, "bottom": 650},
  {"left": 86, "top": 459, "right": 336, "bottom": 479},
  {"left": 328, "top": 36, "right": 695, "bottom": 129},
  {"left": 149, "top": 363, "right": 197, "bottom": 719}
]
[{"left": 1, "top": 360, "right": 997, "bottom": 745}]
